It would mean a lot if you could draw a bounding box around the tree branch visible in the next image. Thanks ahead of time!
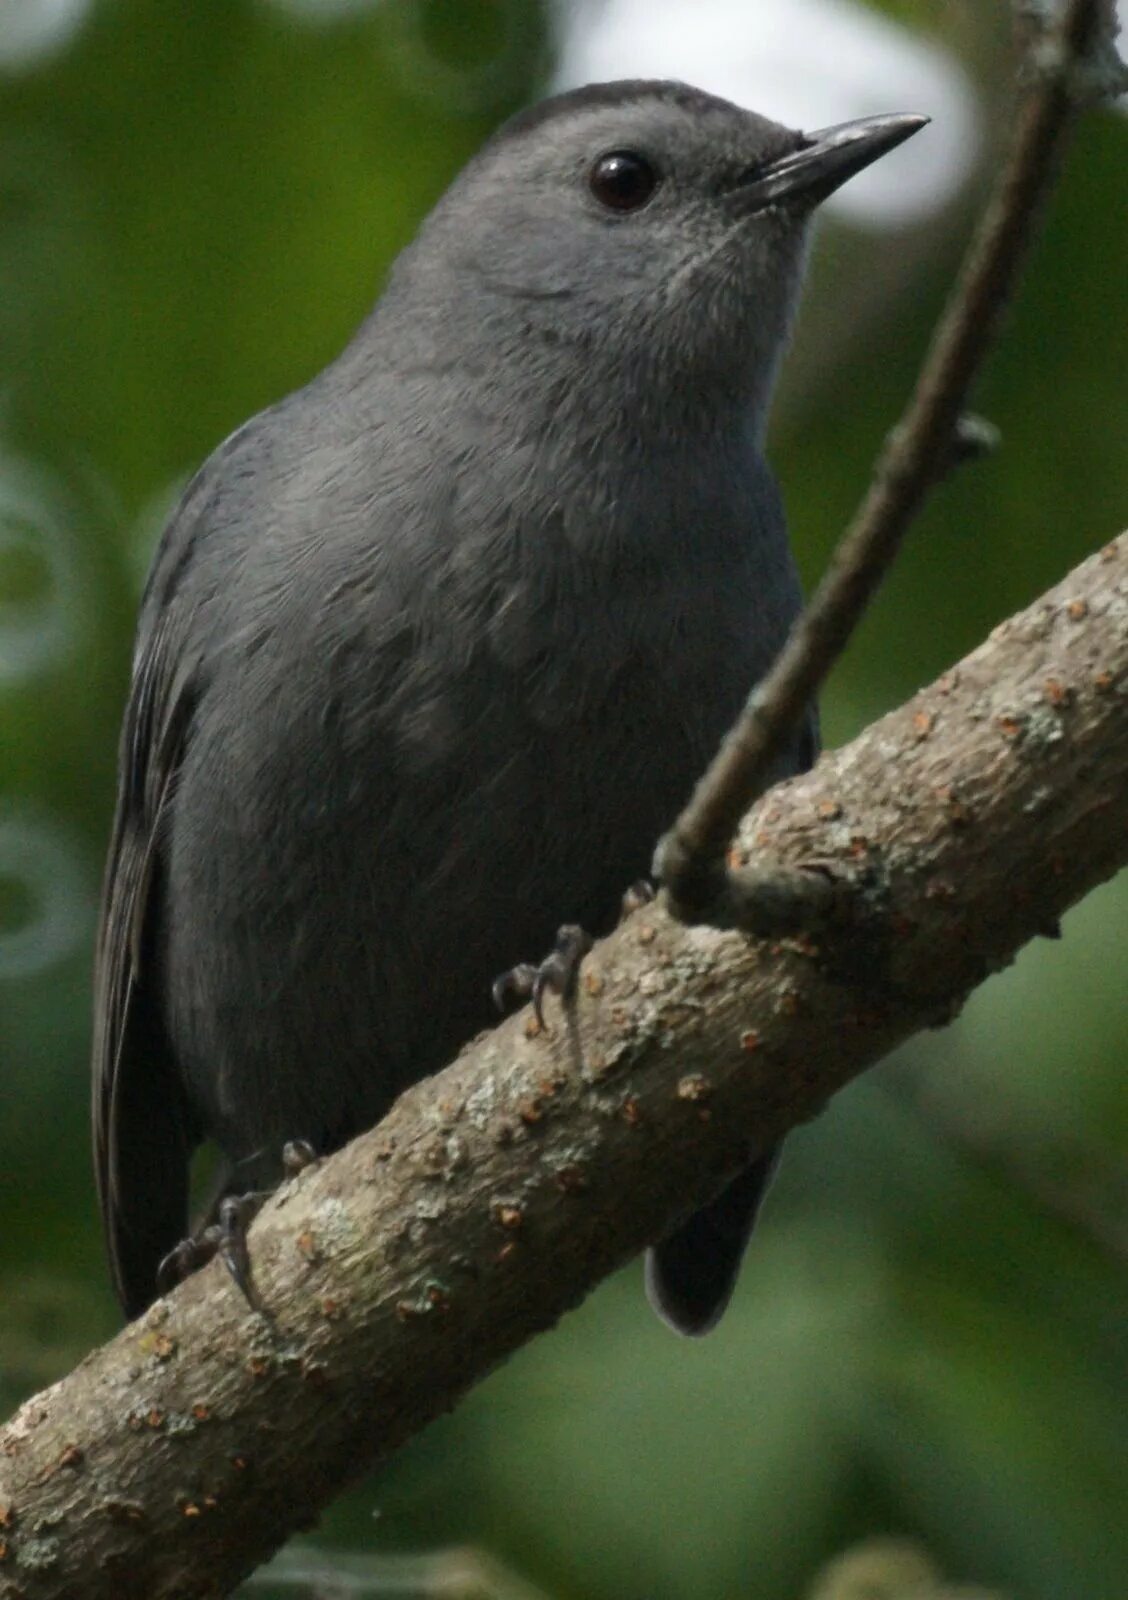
[657,0,1121,923]
[0,533,1125,1600]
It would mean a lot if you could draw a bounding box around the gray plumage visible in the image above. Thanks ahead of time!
[92,81,923,1330]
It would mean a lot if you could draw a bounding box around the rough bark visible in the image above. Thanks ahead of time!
[0,534,1125,1599]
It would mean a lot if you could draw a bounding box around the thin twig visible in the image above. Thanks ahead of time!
[657,0,1120,924]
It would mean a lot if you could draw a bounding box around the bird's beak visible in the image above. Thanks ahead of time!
[736,112,929,211]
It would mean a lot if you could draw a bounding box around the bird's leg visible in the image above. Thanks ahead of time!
[492,923,594,1030]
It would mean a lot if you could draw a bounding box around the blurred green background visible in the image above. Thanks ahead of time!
[1,2,1125,1597]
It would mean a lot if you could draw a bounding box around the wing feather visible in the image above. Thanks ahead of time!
[92,519,204,1317]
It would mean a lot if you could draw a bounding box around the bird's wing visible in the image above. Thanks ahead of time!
[92,491,208,1319]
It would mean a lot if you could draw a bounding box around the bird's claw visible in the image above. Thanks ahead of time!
[492,923,593,1030]
[156,1232,219,1296]
[282,1138,318,1176]
[216,1192,265,1311]
[620,878,656,920]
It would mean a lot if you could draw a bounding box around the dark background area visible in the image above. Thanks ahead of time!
[1,3,1125,1596]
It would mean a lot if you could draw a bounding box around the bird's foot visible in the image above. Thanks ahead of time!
[492,923,593,1030]
[155,1139,320,1311]
[156,1190,268,1312]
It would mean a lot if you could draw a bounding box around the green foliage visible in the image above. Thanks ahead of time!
[1,4,1125,1597]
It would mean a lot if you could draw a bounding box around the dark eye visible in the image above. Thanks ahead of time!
[588,150,659,212]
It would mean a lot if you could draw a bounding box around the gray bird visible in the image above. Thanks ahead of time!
[92,81,924,1332]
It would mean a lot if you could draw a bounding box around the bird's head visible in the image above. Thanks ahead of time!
[394,81,926,433]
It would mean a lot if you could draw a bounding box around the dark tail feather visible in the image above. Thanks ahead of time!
[645,1144,782,1336]
[106,1042,192,1320]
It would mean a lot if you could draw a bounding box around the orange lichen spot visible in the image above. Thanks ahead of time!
[518,1098,544,1126]
[912,709,934,739]
[621,1096,642,1125]
[494,1203,524,1231]
[996,714,1023,740]
[0,1540,8,1562]
[1093,670,1114,692]
[182,1501,202,1518]
[426,1285,451,1313]
[936,671,959,695]
[636,922,656,945]
[777,991,800,1018]
[677,1074,711,1103]
[523,1015,543,1039]
[296,1228,319,1262]
[1041,678,1071,707]
[555,1165,588,1194]
[394,1301,418,1323]
[146,1409,165,1430]
[496,1241,519,1264]
[231,1456,249,1471]
[740,1029,761,1052]
[0,1506,12,1530]
[583,968,604,996]
[817,799,842,820]
[373,1138,396,1162]
[246,1356,271,1380]
[1066,598,1088,620]
[152,1333,177,1361]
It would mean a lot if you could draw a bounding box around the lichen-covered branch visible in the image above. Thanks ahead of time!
[0,534,1125,1600]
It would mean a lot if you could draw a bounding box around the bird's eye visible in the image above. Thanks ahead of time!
[588,150,659,212]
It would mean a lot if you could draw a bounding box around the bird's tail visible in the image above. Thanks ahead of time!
[644,1144,782,1336]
